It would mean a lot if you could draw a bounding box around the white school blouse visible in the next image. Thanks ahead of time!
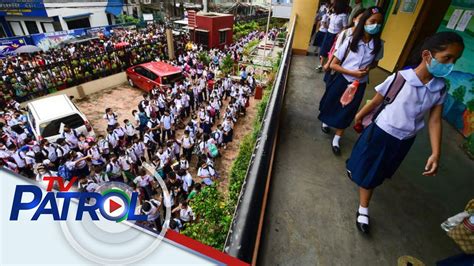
[374,69,446,140]
[334,37,384,83]
[328,13,348,34]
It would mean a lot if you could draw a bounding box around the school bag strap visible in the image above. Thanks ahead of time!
[362,71,406,129]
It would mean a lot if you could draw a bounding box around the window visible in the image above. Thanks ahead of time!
[66,18,91,30]
[41,22,55,33]
[195,31,208,48]
[219,31,226,44]
[0,25,7,38]
[134,66,147,77]
[161,73,183,85]
[9,21,24,36]
[40,114,85,138]
[27,109,37,133]
[24,21,39,34]
[144,69,158,81]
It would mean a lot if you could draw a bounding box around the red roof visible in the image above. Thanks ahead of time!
[140,61,182,76]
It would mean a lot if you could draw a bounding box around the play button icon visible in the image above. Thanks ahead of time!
[109,199,122,213]
[100,193,129,221]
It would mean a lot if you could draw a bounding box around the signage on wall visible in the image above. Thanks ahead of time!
[0,0,47,17]
[0,38,26,57]
[400,0,418,13]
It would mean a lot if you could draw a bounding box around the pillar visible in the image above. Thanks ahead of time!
[166,27,175,60]
[290,0,320,55]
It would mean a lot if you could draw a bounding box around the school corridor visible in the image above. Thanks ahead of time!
[257,55,474,265]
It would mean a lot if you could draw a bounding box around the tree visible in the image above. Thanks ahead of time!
[452,85,466,103]
[220,54,234,75]
[116,14,140,25]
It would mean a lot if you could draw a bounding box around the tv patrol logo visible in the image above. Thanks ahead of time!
[8,162,172,264]
[9,176,147,222]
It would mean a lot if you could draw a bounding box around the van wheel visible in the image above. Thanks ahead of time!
[128,78,134,87]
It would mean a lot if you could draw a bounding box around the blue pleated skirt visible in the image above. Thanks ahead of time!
[319,32,337,57]
[318,74,367,129]
[314,31,327,47]
[346,123,416,189]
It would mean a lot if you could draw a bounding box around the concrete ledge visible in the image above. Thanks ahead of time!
[22,72,127,106]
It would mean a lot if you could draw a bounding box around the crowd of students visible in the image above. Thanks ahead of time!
[0,25,266,233]
[0,24,188,104]
[313,0,465,234]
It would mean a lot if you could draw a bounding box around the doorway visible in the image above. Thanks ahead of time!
[394,0,452,70]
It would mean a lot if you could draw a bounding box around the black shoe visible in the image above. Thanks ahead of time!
[332,144,341,156]
[321,124,330,134]
[356,211,370,234]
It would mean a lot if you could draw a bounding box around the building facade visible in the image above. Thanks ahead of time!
[0,0,141,38]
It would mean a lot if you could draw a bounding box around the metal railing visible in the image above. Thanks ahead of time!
[224,17,296,264]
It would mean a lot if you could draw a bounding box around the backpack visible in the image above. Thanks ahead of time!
[139,113,149,127]
[138,101,145,113]
[58,164,72,181]
[209,106,216,117]
[208,143,219,158]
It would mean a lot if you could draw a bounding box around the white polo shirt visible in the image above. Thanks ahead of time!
[328,13,348,34]
[335,37,384,83]
[374,69,446,140]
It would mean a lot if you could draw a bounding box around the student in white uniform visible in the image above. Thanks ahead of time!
[318,7,384,155]
[103,108,118,131]
[346,32,465,234]
[318,1,349,70]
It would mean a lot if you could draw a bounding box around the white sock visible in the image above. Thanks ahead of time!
[357,205,369,224]
[332,135,341,147]
[358,205,369,215]
[322,123,329,128]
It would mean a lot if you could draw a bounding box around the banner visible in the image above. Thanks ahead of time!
[31,30,84,51]
[0,0,47,17]
[0,38,27,57]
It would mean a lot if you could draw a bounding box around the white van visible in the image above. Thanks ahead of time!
[26,95,95,142]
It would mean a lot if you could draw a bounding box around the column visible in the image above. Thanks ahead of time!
[290,0,320,55]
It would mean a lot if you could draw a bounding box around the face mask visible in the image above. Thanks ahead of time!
[364,24,381,35]
[354,21,358,27]
[426,53,454,77]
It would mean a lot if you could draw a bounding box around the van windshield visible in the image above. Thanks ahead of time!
[161,73,183,85]
[40,114,84,138]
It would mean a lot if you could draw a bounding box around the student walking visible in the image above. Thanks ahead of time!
[346,32,464,234]
[317,0,349,71]
[318,7,385,155]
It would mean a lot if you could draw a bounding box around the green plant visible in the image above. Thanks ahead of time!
[181,184,231,250]
[243,39,260,57]
[220,54,234,75]
[116,14,140,25]
[198,51,211,66]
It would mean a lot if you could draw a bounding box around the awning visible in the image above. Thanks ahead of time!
[62,13,92,21]
[105,0,124,16]
[218,28,232,31]
[195,28,209,32]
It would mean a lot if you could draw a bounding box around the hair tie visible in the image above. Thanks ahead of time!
[371,8,380,14]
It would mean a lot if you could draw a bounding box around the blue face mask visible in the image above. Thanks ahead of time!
[426,53,454,77]
[364,23,381,35]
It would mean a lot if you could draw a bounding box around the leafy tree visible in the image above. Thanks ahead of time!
[452,85,466,103]
[220,54,234,75]
[197,51,210,66]
[116,14,140,25]
[466,99,474,112]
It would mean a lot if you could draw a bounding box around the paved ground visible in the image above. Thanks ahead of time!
[258,55,474,265]
[74,84,259,193]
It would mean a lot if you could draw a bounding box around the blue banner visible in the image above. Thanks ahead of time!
[0,38,26,57]
[0,0,47,17]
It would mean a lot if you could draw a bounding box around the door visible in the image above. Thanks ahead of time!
[142,68,159,92]
[396,0,452,70]
[132,66,147,89]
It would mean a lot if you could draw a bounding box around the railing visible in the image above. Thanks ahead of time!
[224,17,296,264]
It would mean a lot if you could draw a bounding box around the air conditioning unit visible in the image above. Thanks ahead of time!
[142,0,151,5]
